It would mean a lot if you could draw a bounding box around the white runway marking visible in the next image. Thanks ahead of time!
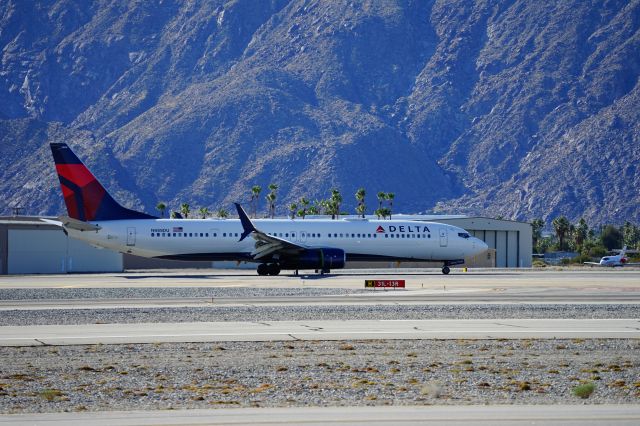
[0,319,638,346]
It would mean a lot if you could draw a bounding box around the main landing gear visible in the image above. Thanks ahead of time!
[441,266,450,275]
[257,263,281,276]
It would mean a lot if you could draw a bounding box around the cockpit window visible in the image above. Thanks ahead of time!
[458,232,470,239]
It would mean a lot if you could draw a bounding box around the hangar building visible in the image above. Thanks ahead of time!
[0,217,122,275]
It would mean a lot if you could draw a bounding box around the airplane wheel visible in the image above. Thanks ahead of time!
[442,266,450,275]
[268,263,281,276]
[257,264,269,276]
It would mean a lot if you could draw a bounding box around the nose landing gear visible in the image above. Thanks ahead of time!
[441,259,464,274]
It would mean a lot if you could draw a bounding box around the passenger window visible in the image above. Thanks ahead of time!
[206,233,209,237]
[151,233,154,237]
[340,233,343,237]
[223,233,226,237]
[384,234,388,238]
[285,233,289,237]
[235,233,238,237]
[292,233,296,237]
[428,234,431,238]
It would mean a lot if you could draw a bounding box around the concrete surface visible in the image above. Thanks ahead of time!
[0,318,638,346]
[2,405,640,425]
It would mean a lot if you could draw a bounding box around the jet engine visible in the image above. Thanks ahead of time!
[281,248,346,271]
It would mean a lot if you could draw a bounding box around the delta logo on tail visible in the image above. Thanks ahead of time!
[50,143,154,221]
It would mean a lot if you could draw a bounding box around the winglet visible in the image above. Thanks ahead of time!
[235,203,257,242]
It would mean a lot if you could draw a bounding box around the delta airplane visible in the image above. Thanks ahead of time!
[584,246,640,267]
[46,143,488,275]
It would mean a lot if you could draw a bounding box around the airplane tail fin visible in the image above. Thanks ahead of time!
[621,245,627,257]
[50,143,156,221]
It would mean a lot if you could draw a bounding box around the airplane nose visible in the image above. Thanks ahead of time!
[473,238,489,254]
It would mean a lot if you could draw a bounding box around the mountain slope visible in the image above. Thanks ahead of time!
[1,0,638,224]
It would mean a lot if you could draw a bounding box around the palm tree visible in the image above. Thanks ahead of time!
[575,218,588,248]
[531,218,544,251]
[180,203,190,219]
[156,202,166,218]
[330,189,342,220]
[377,191,386,211]
[288,203,297,219]
[355,188,366,218]
[308,202,320,215]
[386,192,395,219]
[216,208,229,218]
[198,207,209,219]
[298,197,309,219]
[250,185,261,218]
[266,183,278,218]
[552,216,571,251]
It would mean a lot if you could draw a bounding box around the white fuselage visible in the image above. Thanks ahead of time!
[67,217,488,264]
[598,255,627,267]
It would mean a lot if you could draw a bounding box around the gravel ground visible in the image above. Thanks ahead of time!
[0,287,359,300]
[0,339,639,413]
[0,304,638,326]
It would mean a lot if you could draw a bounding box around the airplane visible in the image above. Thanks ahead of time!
[583,246,640,267]
[46,143,488,275]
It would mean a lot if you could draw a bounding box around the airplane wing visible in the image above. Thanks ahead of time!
[235,203,306,260]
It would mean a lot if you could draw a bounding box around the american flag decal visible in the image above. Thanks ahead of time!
[173,227,183,232]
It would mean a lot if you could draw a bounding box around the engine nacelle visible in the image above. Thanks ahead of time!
[281,248,346,270]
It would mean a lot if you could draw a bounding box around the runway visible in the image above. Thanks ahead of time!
[1,318,638,346]
[3,405,640,425]
[1,269,640,310]
[1,268,640,289]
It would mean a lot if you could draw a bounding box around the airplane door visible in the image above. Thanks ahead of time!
[126,227,136,246]
[439,227,448,247]
[299,231,308,244]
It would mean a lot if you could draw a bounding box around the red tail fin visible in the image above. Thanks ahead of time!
[50,143,155,221]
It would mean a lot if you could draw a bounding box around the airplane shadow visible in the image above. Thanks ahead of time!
[118,271,520,280]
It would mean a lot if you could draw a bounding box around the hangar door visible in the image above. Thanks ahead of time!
[8,229,67,274]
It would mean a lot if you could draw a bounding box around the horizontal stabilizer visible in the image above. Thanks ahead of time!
[45,216,102,232]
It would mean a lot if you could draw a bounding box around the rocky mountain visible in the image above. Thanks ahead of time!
[1,0,639,225]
